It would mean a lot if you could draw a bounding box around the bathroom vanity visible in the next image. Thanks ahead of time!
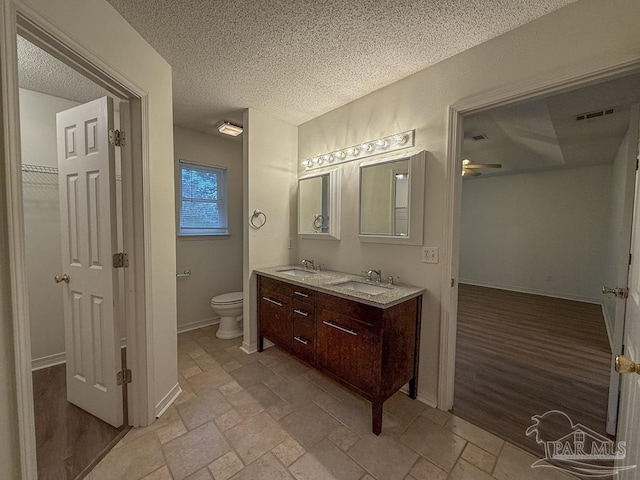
[255,266,424,435]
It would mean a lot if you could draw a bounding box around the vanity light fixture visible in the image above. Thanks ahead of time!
[302,130,415,171]
[218,121,243,137]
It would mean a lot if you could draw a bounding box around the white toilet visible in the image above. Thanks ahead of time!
[211,291,243,339]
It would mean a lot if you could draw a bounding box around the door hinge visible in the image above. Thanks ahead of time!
[451,278,455,287]
[113,253,129,268]
[630,253,633,266]
[117,368,132,385]
[109,129,125,147]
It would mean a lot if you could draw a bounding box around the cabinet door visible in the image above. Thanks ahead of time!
[260,288,292,350]
[317,309,375,392]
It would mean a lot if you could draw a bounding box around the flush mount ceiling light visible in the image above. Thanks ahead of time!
[218,121,243,136]
[302,130,414,171]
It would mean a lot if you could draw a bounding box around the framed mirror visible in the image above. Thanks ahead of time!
[359,150,425,245]
[298,169,341,240]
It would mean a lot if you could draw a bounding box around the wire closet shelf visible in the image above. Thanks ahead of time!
[21,164,122,185]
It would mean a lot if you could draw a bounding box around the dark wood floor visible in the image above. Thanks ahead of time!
[33,364,126,479]
[453,284,613,457]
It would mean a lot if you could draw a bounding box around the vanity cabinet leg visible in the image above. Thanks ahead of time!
[409,377,418,399]
[258,335,264,352]
[372,400,383,435]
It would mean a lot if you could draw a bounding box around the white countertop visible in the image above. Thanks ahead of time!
[255,265,425,308]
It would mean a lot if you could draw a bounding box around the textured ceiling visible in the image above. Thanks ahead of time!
[102,0,577,134]
[463,73,640,177]
[17,36,110,103]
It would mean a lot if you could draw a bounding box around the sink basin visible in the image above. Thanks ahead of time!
[334,281,389,295]
[277,268,316,276]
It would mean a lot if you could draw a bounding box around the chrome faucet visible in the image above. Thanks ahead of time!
[301,259,315,270]
[363,269,382,283]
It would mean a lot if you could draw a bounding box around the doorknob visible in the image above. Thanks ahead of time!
[615,355,640,375]
[602,286,629,299]
[54,273,70,284]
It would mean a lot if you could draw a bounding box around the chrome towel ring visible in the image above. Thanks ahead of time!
[313,214,325,231]
[250,209,267,229]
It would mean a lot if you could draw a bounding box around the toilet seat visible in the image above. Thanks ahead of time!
[211,291,243,305]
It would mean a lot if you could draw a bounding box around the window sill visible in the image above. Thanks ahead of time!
[178,233,230,241]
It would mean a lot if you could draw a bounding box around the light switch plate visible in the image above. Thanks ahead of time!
[422,247,439,264]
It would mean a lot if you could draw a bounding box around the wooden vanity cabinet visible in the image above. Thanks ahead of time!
[259,277,292,351]
[257,274,422,435]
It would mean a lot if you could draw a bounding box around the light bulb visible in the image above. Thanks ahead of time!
[361,143,372,153]
[394,134,407,144]
[328,154,335,163]
[336,151,346,160]
[376,139,388,148]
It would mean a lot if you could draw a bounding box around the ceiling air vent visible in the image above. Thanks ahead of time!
[575,108,615,122]
[471,134,488,141]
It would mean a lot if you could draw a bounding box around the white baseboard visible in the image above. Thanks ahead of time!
[240,340,259,354]
[177,317,219,334]
[602,304,614,351]
[400,385,438,409]
[459,279,601,305]
[155,383,182,418]
[31,352,66,371]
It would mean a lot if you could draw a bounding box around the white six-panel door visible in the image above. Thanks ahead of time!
[616,143,640,478]
[56,96,123,428]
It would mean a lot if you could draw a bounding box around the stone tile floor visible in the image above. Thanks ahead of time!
[88,325,573,480]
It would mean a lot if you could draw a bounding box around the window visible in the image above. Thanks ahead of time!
[179,160,228,235]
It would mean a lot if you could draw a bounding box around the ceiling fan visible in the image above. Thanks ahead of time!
[461,159,502,176]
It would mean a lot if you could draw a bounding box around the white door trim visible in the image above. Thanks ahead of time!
[1,0,155,476]
[439,50,640,411]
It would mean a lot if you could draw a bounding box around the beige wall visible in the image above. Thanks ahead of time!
[1,0,177,473]
[243,108,297,352]
[297,0,640,404]
[460,165,612,303]
[174,127,243,330]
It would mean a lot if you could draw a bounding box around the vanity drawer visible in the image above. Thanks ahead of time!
[261,276,292,296]
[292,286,315,304]
[292,320,315,365]
[292,299,314,319]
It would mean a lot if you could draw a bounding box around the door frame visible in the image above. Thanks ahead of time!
[439,51,640,411]
[1,1,154,476]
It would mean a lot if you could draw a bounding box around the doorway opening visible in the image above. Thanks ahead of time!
[3,7,156,474]
[453,72,640,455]
[17,34,131,478]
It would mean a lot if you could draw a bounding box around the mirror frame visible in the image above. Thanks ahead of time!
[358,150,425,245]
[297,168,341,240]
